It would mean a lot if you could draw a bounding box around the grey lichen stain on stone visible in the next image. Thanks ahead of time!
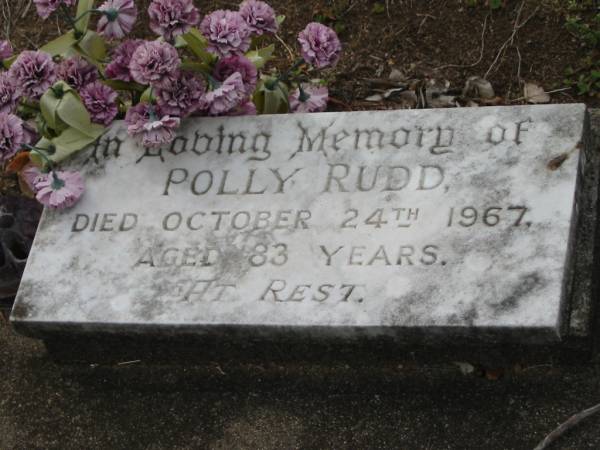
[490,272,542,317]
[381,285,440,327]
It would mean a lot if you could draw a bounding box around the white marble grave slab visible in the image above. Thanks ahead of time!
[11,104,587,341]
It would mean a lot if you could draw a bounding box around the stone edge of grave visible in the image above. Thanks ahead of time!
[6,107,600,362]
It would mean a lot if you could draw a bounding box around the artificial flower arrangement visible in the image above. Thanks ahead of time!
[0,0,342,209]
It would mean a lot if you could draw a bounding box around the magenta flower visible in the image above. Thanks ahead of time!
[130,40,181,89]
[57,57,99,90]
[125,103,180,148]
[33,0,75,20]
[213,54,258,96]
[203,72,246,115]
[0,40,13,60]
[97,0,138,39]
[9,51,57,99]
[228,101,257,116]
[289,84,329,113]
[35,170,85,209]
[148,0,200,42]
[105,39,143,82]
[297,22,341,69]
[0,73,18,114]
[0,113,27,162]
[155,71,206,117]
[200,10,252,57]
[80,81,119,126]
[239,0,278,35]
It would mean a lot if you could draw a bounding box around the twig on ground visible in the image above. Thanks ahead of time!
[510,87,572,103]
[116,360,141,366]
[328,96,353,110]
[417,14,436,34]
[534,403,600,450]
[484,1,540,79]
[436,13,488,70]
[274,33,295,62]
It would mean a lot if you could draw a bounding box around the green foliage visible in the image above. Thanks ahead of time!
[563,8,600,96]
[246,44,275,70]
[372,3,386,14]
[253,78,289,114]
[38,81,104,165]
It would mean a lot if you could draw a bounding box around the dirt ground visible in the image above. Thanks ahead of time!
[3,0,599,109]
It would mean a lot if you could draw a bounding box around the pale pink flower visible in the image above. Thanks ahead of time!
[125,103,180,148]
[289,84,328,113]
[35,170,85,209]
[130,40,181,89]
[9,50,57,99]
[148,0,200,41]
[200,10,251,57]
[97,0,138,39]
[239,0,278,35]
[0,40,13,60]
[0,113,27,162]
[34,0,76,20]
[298,22,342,69]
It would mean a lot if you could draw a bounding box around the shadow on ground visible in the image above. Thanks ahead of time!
[1,323,600,450]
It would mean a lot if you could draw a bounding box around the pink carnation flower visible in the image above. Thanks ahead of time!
[125,103,180,148]
[200,10,252,57]
[213,54,258,96]
[203,72,246,116]
[239,0,278,35]
[0,113,27,162]
[105,39,143,82]
[35,170,85,209]
[34,0,75,20]
[130,40,181,89]
[0,40,13,60]
[58,56,99,90]
[97,0,138,39]
[289,84,329,113]
[155,71,206,117]
[148,0,200,42]
[298,22,342,69]
[80,81,119,126]
[0,73,19,114]
[9,50,57,99]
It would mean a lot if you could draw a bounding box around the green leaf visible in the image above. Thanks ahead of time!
[57,92,97,136]
[180,60,211,74]
[255,79,289,114]
[276,15,286,25]
[102,79,146,92]
[140,87,154,103]
[75,0,95,32]
[30,138,54,169]
[41,31,77,57]
[246,44,275,70]
[75,30,106,63]
[371,3,385,14]
[182,28,215,64]
[51,127,103,162]
[40,89,62,130]
[2,55,16,69]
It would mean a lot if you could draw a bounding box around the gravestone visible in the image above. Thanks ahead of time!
[9,104,598,349]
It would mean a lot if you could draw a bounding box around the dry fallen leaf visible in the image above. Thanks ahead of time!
[463,76,495,99]
[524,82,550,104]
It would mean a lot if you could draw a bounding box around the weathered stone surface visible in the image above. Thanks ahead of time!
[10,105,588,342]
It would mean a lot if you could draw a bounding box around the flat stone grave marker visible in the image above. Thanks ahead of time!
[10,104,590,343]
